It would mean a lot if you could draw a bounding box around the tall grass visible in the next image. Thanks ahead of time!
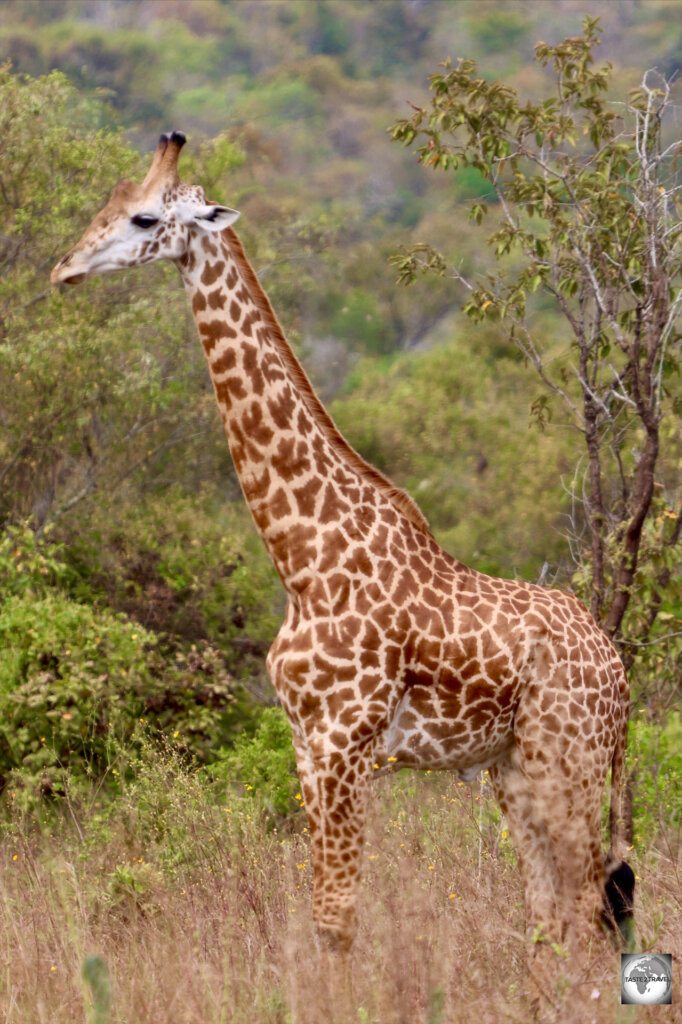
[0,756,679,1024]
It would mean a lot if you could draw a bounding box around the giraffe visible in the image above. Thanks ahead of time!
[52,131,633,984]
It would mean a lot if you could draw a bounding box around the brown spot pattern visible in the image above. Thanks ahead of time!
[53,144,631,981]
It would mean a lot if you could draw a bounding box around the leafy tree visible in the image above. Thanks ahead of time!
[332,329,575,579]
[390,18,682,682]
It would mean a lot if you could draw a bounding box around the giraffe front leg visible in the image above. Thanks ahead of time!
[297,743,372,950]
[292,734,373,1010]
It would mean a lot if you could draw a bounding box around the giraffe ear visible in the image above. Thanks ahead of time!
[193,204,240,231]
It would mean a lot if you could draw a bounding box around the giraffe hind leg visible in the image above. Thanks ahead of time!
[488,756,560,942]
[490,724,610,940]
[489,747,609,1016]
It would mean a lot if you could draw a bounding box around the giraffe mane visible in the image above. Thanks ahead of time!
[222,226,431,536]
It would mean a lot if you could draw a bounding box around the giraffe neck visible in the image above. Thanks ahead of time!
[177,227,428,595]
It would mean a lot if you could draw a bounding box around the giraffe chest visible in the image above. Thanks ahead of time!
[269,544,526,767]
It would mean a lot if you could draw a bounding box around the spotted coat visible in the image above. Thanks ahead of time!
[52,131,631,970]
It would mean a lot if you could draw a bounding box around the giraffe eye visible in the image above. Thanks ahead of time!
[131,214,159,229]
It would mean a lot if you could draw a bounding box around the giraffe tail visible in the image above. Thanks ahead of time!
[603,675,635,945]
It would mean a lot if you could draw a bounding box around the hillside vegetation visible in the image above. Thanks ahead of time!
[0,2,680,1021]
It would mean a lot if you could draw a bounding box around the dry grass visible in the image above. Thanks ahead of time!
[0,770,679,1024]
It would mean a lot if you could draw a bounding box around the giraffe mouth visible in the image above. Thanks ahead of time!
[50,263,89,286]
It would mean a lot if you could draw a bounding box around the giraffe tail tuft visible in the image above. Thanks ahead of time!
[602,675,635,944]
[603,860,636,946]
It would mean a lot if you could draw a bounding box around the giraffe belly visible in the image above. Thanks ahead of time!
[381,681,516,773]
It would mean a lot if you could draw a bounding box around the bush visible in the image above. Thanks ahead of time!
[232,75,322,125]
[60,491,282,683]
[0,526,234,801]
[327,287,396,355]
[0,587,154,791]
[208,707,301,822]
[629,712,682,850]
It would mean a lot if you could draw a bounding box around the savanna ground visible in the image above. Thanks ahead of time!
[1,752,679,1024]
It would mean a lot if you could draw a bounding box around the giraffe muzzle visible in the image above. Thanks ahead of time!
[51,252,89,286]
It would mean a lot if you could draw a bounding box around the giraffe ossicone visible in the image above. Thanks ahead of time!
[52,131,633,976]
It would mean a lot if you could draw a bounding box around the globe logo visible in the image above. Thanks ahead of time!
[621,954,672,1005]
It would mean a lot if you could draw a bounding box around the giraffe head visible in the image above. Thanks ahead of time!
[51,131,240,286]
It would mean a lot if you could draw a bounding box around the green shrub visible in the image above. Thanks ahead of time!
[61,492,282,683]
[326,287,396,355]
[232,75,321,124]
[0,523,70,597]
[629,712,682,850]
[208,707,301,822]
[0,526,235,801]
[464,10,529,55]
[0,590,237,798]
[0,587,151,798]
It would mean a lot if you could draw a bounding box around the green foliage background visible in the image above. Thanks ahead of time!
[0,0,679,846]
